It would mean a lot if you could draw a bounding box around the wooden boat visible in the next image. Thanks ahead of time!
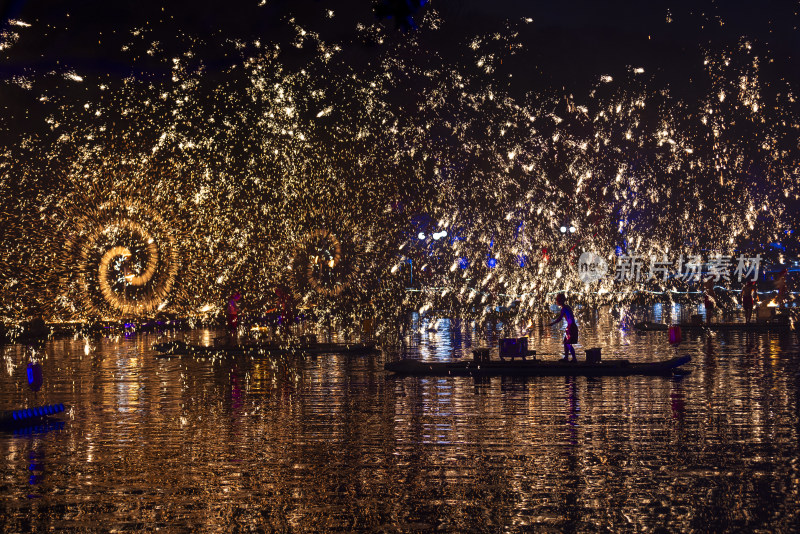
[1,403,66,431]
[385,355,691,377]
[153,339,379,358]
[635,321,793,332]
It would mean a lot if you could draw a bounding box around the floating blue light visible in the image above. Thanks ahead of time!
[27,362,43,392]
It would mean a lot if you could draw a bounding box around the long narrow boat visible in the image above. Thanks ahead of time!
[635,321,793,332]
[385,355,691,377]
[1,403,67,431]
[153,339,379,358]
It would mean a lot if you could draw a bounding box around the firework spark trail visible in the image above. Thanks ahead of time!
[398,22,798,318]
[0,10,797,326]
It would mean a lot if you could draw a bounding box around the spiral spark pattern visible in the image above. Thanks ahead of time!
[60,203,179,318]
[291,229,350,298]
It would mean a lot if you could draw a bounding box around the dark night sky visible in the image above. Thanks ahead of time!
[2,1,799,87]
[1,1,800,145]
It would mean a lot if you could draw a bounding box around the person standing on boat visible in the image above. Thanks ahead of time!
[550,293,578,362]
[226,292,242,345]
[741,279,758,323]
[775,268,789,308]
[703,276,717,324]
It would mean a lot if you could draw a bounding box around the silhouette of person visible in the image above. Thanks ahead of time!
[550,293,578,362]
[741,279,758,323]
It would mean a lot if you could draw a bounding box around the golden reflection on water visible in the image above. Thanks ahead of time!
[0,310,799,531]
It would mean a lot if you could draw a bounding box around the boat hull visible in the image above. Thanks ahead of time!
[635,321,792,332]
[385,355,691,377]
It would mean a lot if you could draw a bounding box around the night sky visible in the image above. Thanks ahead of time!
[1,1,799,148]
[3,1,800,99]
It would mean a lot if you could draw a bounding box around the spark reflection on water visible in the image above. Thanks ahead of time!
[0,308,798,531]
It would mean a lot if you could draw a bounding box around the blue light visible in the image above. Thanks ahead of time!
[518,255,527,267]
[459,258,469,269]
[27,362,43,392]
[487,258,497,268]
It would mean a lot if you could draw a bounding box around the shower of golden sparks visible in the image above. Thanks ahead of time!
[0,10,797,326]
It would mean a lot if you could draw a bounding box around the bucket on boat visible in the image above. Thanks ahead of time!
[499,337,528,359]
[585,347,602,364]
[668,325,682,344]
[757,307,776,321]
[472,348,491,362]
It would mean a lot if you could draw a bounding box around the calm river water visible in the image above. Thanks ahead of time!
[1,307,799,532]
